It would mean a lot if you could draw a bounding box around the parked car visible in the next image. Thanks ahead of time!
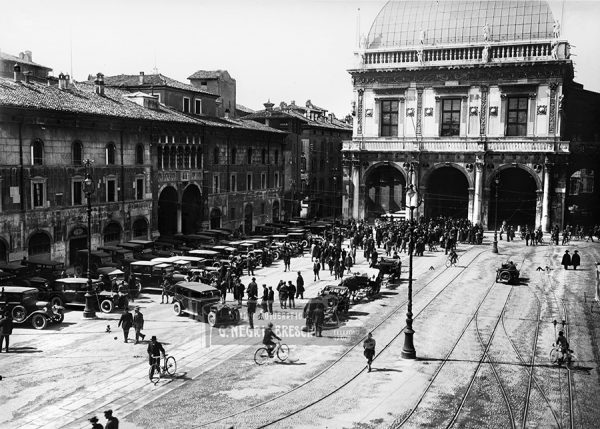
[319,285,351,314]
[74,250,118,276]
[0,262,67,306]
[496,262,520,284]
[53,277,129,313]
[339,274,381,302]
[130,261,174,293]
[171,281,239,326]
[0,286,64,329]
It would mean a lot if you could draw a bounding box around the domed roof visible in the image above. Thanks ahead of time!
[366,0,556,49]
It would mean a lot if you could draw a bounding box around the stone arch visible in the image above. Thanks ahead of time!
[158,185,178,235]
[424,165,471,218]
[422,162,474,189]
[363,163,408,220]
[132,217,149,239]
[485,163,542,190]
[182,184,202,234]
[362,161,408,184]
[27,230,52,258]
[488,166,539,228]
[103,221,122,244]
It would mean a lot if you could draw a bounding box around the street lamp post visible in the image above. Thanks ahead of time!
[492,175,500,254]
[82,159,96,319]
[402,173,420,359]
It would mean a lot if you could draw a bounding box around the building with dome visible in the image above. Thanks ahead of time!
[343,0,600,230]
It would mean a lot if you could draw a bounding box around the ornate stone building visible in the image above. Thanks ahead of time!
[343,0,599,230]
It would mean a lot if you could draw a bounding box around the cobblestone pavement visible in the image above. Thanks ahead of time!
[2,236,600,429]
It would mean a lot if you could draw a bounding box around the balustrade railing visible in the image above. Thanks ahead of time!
[343,139,569,153]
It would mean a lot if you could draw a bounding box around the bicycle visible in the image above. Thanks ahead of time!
[254,341,289,365]
[149,354,177,383]
[549,344,574,367]
[445,253,460,268]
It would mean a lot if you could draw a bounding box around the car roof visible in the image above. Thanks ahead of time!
[176,256,205,262]
[55,277,102,283]
[189,249,219,256]
[130,261,161,266]
[0,286,38,293]
[174,281,217,293]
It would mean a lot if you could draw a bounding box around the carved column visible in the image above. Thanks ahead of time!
[352,160,361,220]
[542,162,552,232]
[342,159,351,220]
[549,82,558,135]
[416,89,423,137]
[479,86,488,137]
[473,159,484,225]
[357,89,364,136]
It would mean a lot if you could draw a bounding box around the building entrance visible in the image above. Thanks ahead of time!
[365,165,406,220]
[489,168,537,229]
[426,167,469,219]
[158,186,178,235]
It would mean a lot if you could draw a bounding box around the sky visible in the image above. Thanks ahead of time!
[1,0,600,118]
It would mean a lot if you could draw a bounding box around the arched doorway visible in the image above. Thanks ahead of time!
[182,184,202,234]
[426,167,469,219]
[158,186,178,235]
[566,168,597,226]
[210,208,222,229]
[103,222,122,244]
[244,204,253,234]
[28,231,51,258]
[132,218,149,239]
[364,165,406,220]
[68,226,88,266]
[0,239,8,262]
[489,167,537,229]
[272,201,280,222]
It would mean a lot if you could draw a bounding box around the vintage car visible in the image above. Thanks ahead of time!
[25,257,65,280]
[319,285,351,315]
[129,261,174,293]
[171,281,239,326]
[0,271,16,286]
[188,249,220,264]
[496,261,520,284]
[53,277,130,313]
[286,232,310,250]
[0,286,64,329]
[302,295,342,331]
[74,250,118,276]
[377,257,402,282]
[339,274,381,303]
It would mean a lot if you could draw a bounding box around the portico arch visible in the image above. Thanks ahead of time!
[363,163,407,220]
[158,186,178,235]
[488,166,539,229]
[424,165,470,219]
[27,230,51,258]
[181,184,202,234]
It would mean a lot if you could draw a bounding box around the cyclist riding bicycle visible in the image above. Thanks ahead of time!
[556,330,571,361]
[262,322,281,358]
[147,335,166,380]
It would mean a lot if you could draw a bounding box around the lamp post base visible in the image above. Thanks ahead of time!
[401,327,416,359]
[83,292,96,319]
[492,240,498,253]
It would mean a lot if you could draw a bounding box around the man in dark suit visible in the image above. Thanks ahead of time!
[133,307,145,344]
[0,310,14,352]
[147,336,165,381]
[117,308,133,343]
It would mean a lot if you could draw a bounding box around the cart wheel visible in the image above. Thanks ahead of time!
[549,346,560,364]
[32,313,48,330]
[254,347,270,365]
[207,311,217,327]
[51,296,64,307]
[100,299,114,313]
[173,301,183,316]
[12,305,26,322]
[277,344,289,361]
[165,356,177,375]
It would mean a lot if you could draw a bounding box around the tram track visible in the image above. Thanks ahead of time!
[196,246,491,428]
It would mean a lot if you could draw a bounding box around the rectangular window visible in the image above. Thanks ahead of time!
[183,97,191,113]
[247,173,253,190]
[230,174,237,192]
[261,173,267,189]
[229,207,235,220]
[506,96,528,136]
[213,175,220,193]
[72,180,83,205]
[440,98,461,136]
[195,99,202,115]
[274,172,280,188]
[106,179,116,202]
[380,100,399,137]
[32,181,45,208]
[136,178,144,200]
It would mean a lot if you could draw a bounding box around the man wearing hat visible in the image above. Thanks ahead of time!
[104,410,119,429]
[572,250,581,270]
[561,250,571,270]
[133,307,145,344]
[117,307,133,343]
[147,336,166,381]
[88,416,103,429]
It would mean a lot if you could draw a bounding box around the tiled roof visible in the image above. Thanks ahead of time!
[102,73,218,97]
[0,52,52,70]
[243,108,352,132]
[236,103,255,114]
[187,70,226,80]
[0,77,201,124]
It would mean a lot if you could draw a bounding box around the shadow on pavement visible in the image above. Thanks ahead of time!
[3,346,42,354]
[371,367,402,373]
[45,321,78,331]
[274,360,306,365]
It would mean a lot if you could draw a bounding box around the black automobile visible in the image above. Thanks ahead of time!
[74,250,118,276]
[171,281,239,326]
[0,262,65,306]
[53,277,129,313]
[0,286,64,329]
[339,274,381,302]
[25,257,65,280]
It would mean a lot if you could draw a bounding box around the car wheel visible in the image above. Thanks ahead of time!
[32,313,48,330]
[273,251,280,260]
[12,305,26,323]
[207,311,217,327]
[300,239,309,249]
[173,301,183,316]
[51,296,64,307]
[100,299,114,313]
[233,309,240,322]
[500,271,511,282]
[55,310,65,323]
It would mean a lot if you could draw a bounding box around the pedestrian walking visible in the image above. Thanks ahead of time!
[283,251,291,272]
[0,310,14,353]
[572,250,581,270]
[296,272,305,299]
[313,260,321,281]
[117,307,133,343]
[247,288,257,329]
[88,416,103,429]
[259,284,268,319]
[133,307,146,344]
[363,332,376,372]
[278,282,289,309]
[160,276,170,304]
[247,253,256,276]
[287,281,296,309]
[104,410,119,429]
[312,305,324,337]
[236,280,245,306]
[267,286,275,314]
[561,250,571,270]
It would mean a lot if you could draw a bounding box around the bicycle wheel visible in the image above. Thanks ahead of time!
[445,258,452,268]
[454,255,460,267]
[277,344,289,362]
[549,347,560,364]
[165,356,177,376]
[254,347,270,365]
[149,364,161,383]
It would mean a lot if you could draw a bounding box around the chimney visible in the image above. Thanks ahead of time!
[24,50,32,62]
[23,71,32,84]
[139,71,144,85]
[58,73,68,90]
[13,63,21,82]
[95,72,105,96]
[263,99,274,112]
